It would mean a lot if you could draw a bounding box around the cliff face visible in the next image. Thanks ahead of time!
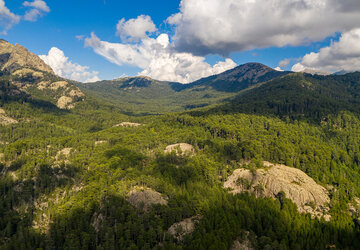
[224,162,331,220]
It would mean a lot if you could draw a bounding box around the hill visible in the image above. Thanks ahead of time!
[194,72,360,122]
[76,63,289,114]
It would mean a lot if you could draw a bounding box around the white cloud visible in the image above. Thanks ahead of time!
[279,59,291,69]
[23,0,50,22]
[292,29,360,73]
[168,0,360,55]
[0,0,20,35]
[39,47,100,83]
[116,15,157,42]
[84,32,236,83]
[23,0,49,12]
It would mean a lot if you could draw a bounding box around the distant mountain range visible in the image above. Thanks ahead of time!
[77,62,291,114]
[2,39,360,121]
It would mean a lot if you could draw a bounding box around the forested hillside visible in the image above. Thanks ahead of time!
[1,40,360,249]
[209,72,360,122]
[76,63,288,115]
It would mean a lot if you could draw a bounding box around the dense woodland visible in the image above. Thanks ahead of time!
[1,68,360,249]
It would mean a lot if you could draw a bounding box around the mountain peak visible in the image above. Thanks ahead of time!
[190,62,289,92]
[0,41,54,74]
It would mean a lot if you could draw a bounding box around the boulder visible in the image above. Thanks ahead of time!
[224,161,330,219]
[164,143,195,156]
[168,216,201,241]
[127,187,168,212]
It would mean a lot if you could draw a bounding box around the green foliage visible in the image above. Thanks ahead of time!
[2,70,360,249]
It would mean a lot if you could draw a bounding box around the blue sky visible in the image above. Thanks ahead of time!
[1,0,360,83]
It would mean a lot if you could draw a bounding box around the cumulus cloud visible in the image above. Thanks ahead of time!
[168,0,360,55]
[23,0,50,21]
[84,32,236,83]
[292,29,360,73]
[39,47,100,83]
[116,15,157,42]
[0,0,20,34]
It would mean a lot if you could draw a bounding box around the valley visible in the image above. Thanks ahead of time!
[0,40,360,250]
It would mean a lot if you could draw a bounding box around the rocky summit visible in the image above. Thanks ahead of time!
[0,40,84,109]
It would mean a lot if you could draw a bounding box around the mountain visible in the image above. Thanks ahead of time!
[0,40,54,74]
[77,63,289,114]
[197,72,360,122]
[0,40,84,109]
[187,62,290,92]
[77,75,236,114]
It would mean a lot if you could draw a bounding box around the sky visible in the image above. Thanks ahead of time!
[1,0,360,83]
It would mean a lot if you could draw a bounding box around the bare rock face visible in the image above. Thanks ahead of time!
[164,143,195,156]
[168,216,201,241]
[49,81,68,90]
[56,96,74,109]
[127,187,168,212]
[224,162,330,219]
[0,41,54,74]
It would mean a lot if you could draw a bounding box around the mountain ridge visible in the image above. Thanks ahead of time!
[0,40,85,110]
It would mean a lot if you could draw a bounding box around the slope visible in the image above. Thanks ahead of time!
[200,72,360,122]
[77,63,290,114]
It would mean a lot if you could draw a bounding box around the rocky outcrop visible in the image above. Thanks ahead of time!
[0,40,54,74]
[0,40,85,110]
[56,96,74,109]
[230,231,254,250]
[168,216,201,241]
[127,187,168,212]
[94,140,107,146]
[54,148,73,166]
[114,122,142,127]
[49,81,68,90]
[164,143,195,156]
[224,162,330,220]
[348,197,360,217]
[0,108,17,125]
